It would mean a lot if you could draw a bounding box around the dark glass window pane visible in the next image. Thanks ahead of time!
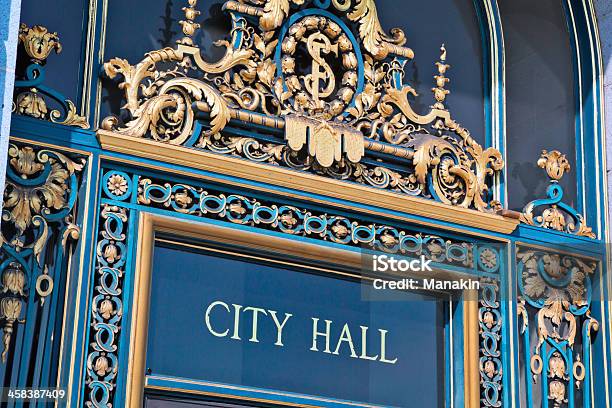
[377,0,485,144]
[18,0,87,104]
[146,242,445,407]
[499,0,577,210]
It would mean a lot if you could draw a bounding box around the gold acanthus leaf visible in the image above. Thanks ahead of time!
[261,0,292,31]
[18,23,62,62]
[347,0,412,60]
[171,78,231,136]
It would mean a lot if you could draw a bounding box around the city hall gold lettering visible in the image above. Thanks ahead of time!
[204,300,398,364]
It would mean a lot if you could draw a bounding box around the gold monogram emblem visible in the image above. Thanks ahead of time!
[303,32,338,109]
[280,15,358,119]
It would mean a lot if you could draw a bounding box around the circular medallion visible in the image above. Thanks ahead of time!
[277,11,362,119]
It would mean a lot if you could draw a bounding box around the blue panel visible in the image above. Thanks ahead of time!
[498,0,578,211]
[146,242,445,407]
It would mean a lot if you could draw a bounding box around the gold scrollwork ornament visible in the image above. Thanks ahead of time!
[520,150,595,238]
[13,23,88,129]
[101,0,503,213]
[18,24,61,62]
[0,144,84,362]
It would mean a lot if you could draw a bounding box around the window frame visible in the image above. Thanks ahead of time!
[126,212,480,407]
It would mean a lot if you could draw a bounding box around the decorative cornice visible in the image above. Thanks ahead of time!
[88,164,506,406]
[133,175,499,274]
[97,129,519,234]
[100,0,503,213]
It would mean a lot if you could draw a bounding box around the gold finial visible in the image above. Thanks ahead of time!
[18,23,62,63]
[537,150,570,181]
[432,44,450,110]
[179,0,201,45]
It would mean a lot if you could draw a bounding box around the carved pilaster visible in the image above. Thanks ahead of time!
[517,247,598,407]
[85,205,129,407]
[0,142,85,365]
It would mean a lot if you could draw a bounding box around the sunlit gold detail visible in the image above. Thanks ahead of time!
[573,356,585,383]
[0,144,84,362]
[285,114,363,167]
[538,149,571,181]
[18,23,61,62]
[1,263,26,297]
[304,32,338,106]
[530,354,543,375]
[518,249,597,357]
[3,145,83,245]
[107,174,128,196]
[516,249,599,400]
[0,297,23,363]
[35,273,54,302]
[0,262,26,363]
[102,47,232,144]
[15,90,48,119]
[345,0,413,59]
[100,0,505,213]
[14,24,88,129]
[279,14,359,118]
[464,292,479,408]
[179,0,201,45]
[520,150,594,238]
[432,44,450,110]
[49,99,89,128]
[549,379,567,407]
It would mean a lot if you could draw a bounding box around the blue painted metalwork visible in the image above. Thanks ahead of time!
[517,248,600,408]
[13,64,74,123]
[0,0,609,407]
[87,163,509,407]
[473,0,506,204]
[0,141,85,408]
[479,280,502,407]
[558,0,606,237]
[84,205,129,407]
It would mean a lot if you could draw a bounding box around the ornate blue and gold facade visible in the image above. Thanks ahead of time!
[0,0,610,407]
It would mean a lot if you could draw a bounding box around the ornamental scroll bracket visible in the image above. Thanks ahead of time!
[12,23,88,129]
[518,150,595,238]
[100,0,504,212]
